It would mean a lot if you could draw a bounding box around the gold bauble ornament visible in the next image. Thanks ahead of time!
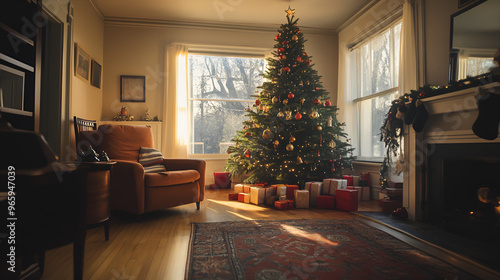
[289,136,296,142]
[286,143,294,151]
[283,99,288,105]
[273,140,280,147]
[292,34,298,41]
[329,140,336,148]
[262,129,272,139]
[272,97,279,104]
[310,111,319,119]
[317,126,322,131]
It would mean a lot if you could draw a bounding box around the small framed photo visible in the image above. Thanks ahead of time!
[75,43,90,82]
[120,75,145,102]
[458,0,479,8]
[90,59,102,88]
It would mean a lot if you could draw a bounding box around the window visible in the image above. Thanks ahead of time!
[188,53,266,155]
[351,20,402,160]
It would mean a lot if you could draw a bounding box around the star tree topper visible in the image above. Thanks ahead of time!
[285,6,295,16]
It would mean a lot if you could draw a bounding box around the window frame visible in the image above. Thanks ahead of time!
[351,19,402,162]
[186,49,269,159]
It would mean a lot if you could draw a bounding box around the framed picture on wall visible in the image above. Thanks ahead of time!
[120,75,145,102]
[75,43,90,82]
[91,59,102,88]
[458,0,480,8]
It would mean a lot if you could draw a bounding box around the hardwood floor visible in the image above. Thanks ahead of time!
[42,189,376,279]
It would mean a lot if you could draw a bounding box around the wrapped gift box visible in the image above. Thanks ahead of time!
[275,200,291,210]
[322,179,347,195]
[305,182,322,206]
[360,172,371,186]
[238,193,250,203]
[336,189,358,211]
[361,186,370,200]
[228,193,238,201]
[214,172,231,189]
[286,200,295,209]
[266,195,280,206]
[286,185,299,200]
[294,190,309,208]
[274,185,287,196]
[234,184,251,193]
[380,198,402,213]
[255,182,268,188]
[342,175,360,186]
[347,186,362,201]
[208,184,218,190]
[317,195,336,209]
[279,195,287,201]
[250,186,276,205]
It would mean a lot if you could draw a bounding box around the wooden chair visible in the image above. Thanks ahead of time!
[73,116,111,241]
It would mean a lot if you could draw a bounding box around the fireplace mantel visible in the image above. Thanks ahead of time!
[403,82,500,220]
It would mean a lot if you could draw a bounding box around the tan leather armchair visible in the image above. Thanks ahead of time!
[77,124,205,215]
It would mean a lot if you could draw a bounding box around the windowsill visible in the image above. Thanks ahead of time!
[353,158,384,164]
[188,154,228,161]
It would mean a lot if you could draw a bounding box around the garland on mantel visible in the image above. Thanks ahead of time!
[378,72,500,188]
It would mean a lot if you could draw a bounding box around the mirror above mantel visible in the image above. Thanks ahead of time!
[449,0,500,82]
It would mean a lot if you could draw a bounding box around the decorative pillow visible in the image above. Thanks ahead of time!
[138,147,167,173]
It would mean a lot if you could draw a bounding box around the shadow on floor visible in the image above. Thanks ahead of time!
[357,211,500,273]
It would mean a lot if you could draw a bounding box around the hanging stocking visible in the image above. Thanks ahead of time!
[472,86,500,140]
[404,98,417,125]
[412,100,429,133]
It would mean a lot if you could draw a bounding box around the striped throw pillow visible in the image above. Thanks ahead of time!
[138,147,167,173]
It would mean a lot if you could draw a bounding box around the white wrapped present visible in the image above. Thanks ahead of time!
[238,192,250,203]
[361,186,371,200]
[274,185,287,196]
[234,184,251,193]
[322,179,347,195]
[305,182,322,206]
[294,190,310,208]
[279,195,287,201]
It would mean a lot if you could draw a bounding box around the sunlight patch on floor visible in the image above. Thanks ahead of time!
[281,224,339,246]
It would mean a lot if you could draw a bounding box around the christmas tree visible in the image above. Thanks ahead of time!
[225,7,354,186]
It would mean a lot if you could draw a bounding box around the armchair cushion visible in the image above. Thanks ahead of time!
[145,170,200,187]
[138,147,167,173]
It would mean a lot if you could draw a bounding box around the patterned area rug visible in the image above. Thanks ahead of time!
[185,219,478,280]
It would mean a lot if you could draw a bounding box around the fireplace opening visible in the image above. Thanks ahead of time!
[426,143,500,242]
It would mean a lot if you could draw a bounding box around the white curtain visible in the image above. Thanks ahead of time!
[163,43,189,158]
[399,0,420,95]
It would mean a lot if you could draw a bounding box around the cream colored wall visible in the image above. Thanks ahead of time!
[424,0,459,85]
[71,0,104,121]
[102,25,338,121]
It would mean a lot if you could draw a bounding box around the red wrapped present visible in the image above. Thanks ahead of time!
[214,172,231,189]
[275,200,290,210]
[336,189,358,211]
[228,193,238,201]
[238,193,250,203]
[255,182,268,188]
[286,200,295,209]
[285,185,299,200]
[360,172,371,186]
[342,175,353,186]
[317,195,336,209]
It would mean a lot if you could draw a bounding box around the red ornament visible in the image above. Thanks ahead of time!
[278,47,285,53]
[325,100,331,106]
[282,40,287,45]
[295,112,302,120]
[419,91,425,98]
[275,34,280,40]
[302,52,307,56]
[255,99,261,106]
[282,67,290,74]
[313,99,320,104]
[245,132,251,136]
[244,149,251,158]
[306,60,311,65]
[296,56,302,62]
[288,93,294,99]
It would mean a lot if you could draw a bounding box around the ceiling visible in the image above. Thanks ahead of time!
[93,0,372,31]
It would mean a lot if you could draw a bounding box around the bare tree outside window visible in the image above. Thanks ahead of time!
[188,54,266,154]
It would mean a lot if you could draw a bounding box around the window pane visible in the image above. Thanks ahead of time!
[371,29,392,93]
[360,44,371,98]
[393,23,401,87]
[189,100,252,154]
[188,54,265,100]
[466,57,495,77]
[358,92,398,158]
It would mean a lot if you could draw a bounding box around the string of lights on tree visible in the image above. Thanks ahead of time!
[225,7,355,186]
[379,72,499,187]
